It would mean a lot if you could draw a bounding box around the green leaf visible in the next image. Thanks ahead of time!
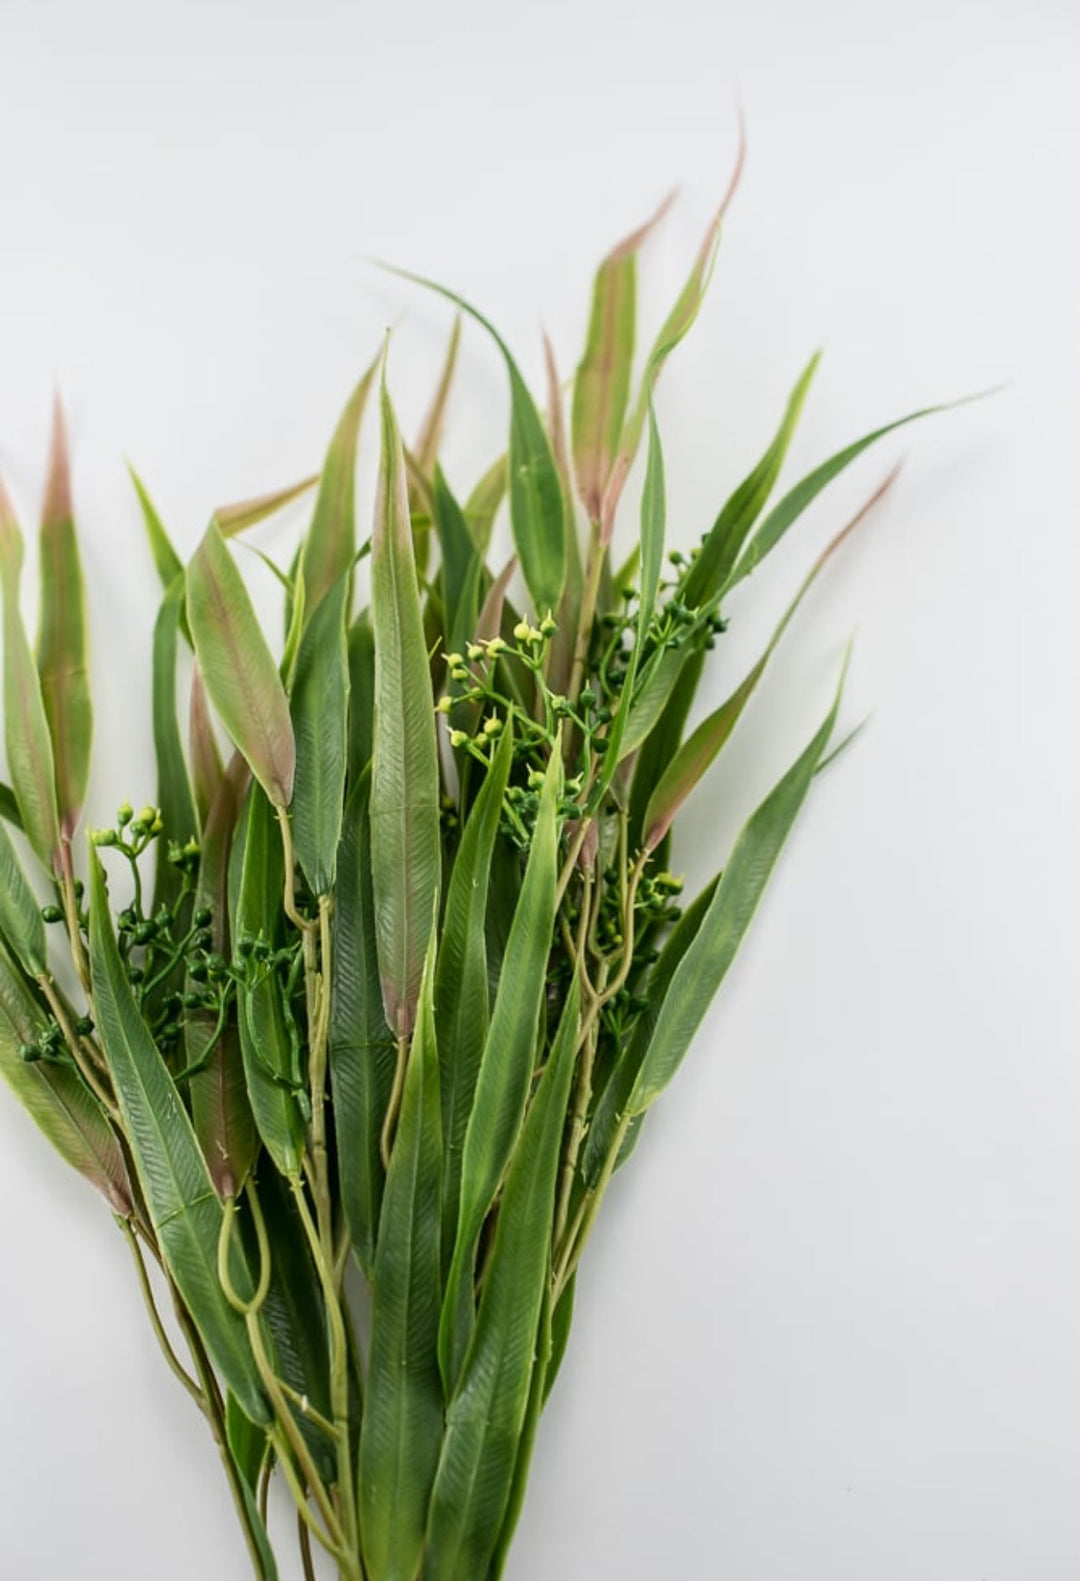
[571,193,672,523]
[387,269,566,616]
[682,352,820,608]
[226,1391,270,1492]
[289,574,350,896]
[0,819,47,976]
[434,722,513,1273]
[231,786,305,1178]
[346,611,376,783]
[299,357,379,615]
[37,398,92,837]
[463,454,507,553]
[0,782,24,831]
[151,579,198,911]
[725,397,974,594]
[627,649,705,851]
[600,147,744,542]
[0,938,131,1212]
[358,928,443,1581]
[215,474,320,539]
[439,748,561,1391]
[596,403,665,784]
[0,479,61,871]
[128,464,185,598]
[414,316,462,482]
[543,1273,575,1404]
[432,465,477,647]
[87,846,268,1422]
[329,770,396,1278]
[370,378,442,1038]
[189,662,224,831]
[425,979,581,1581]
[642,466,898,851]
[582,877,719,1188]
[187,522,295,809]
[189,754,257,1199]
[628,658,848,1117]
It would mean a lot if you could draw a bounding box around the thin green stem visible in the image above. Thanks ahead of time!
[380,1034,409,1167]
[119,1216,206,1413]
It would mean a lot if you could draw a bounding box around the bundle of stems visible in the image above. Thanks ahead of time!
[0,170,958,1578]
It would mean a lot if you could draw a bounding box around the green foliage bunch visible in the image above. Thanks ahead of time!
[0,171,956,1578]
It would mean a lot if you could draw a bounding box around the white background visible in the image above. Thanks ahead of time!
[0,0,1077,1576]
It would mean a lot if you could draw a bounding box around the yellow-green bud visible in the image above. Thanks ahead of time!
[513,620,532,642]
[482,714,502,737]
[436,695,453,715]
[449,729,469,749]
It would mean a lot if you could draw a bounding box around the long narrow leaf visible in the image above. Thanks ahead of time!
[329,771,395,1278]
[370,379,441,1038]
[681,351,820,607]
[571,192,673,522]
[643,467,899,850]
[599,135,745,542]
[299,357,378,614]
[187,523,295,809]
[0,480,60,871]
[231,787,305,1178]
[628,657,848,1116]
[0,938,131,1212]
[439,748,561,1390]
[37,398,92,837]
[189,754,256,1199]
[151,579,198,911]
[358,929,442,1581]
[425,979,581,1580]
[433,723,513,1272]
[289,574,350,896]
[386,269,566,616]
[0,819,47,976]
[87,847,268,1422]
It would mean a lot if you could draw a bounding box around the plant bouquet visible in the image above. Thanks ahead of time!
[0,160,957,1579]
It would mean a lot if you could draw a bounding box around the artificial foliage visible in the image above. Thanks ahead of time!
[0,167,957,1578]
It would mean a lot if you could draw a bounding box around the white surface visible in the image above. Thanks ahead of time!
[0,0,1078,1576]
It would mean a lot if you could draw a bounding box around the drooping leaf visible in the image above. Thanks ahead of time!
[0,937,131,1213]
[370,378,441,1038]
[439,748,561,1391]
[230,786,306,1178]
[0,818,47,977]
[0,479,60,872]
[36,397,92,837]
[681,351,821,608]
[571,192,673,522]
[298,357,378,615]
[433,723,513,1272]
[627,658,848,1117]
[289,574,350,896]
[359,929,442,1581]
[387,270,566,617]
[329,770,395,1278]
[543,335,584,699]
[187,522,295,809]
[189,753,257,1199]
[87,846,268,1423]
[425,979,581,1581]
